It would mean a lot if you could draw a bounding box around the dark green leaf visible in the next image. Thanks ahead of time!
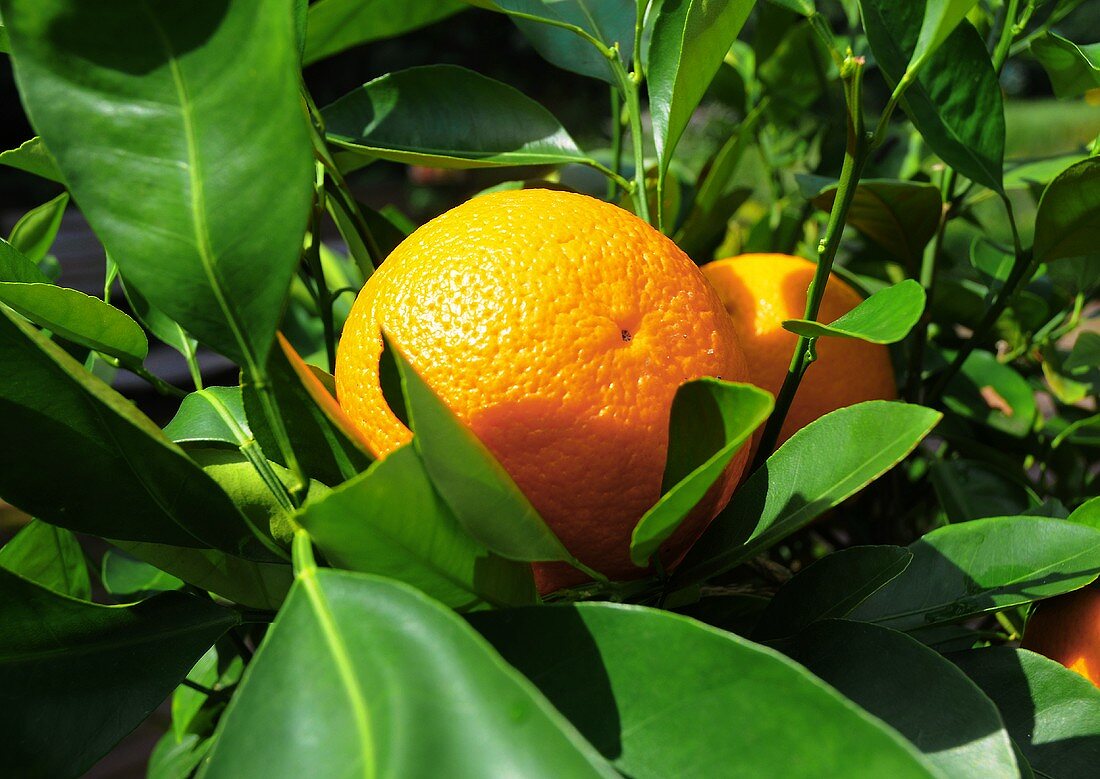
[850,516,1100,630]
[1065,332,1100,373]
[931,459,1039,522]
[0,519,90,599]
[148,733,212,779]
[782,620,1018,778]
[0,568,237,778]
[908,0,980,75]
[674,401,941,585]
[203,571,616,777]
[1034,157,1100,263]
[783,279,925,344]
[630,379,772,566]
[754,546,913,640]
[1031,32,1100,99]
[304,0,464,64]
[473,603,938,778]
[324,65,589,170]
[8,191,67,262]
[2,0,313,368]
[101,548,184,597]
[164,386,251,446]
[766,0,814,15]
[122,276,198,361]
[951,647,1100,778]
[942,349,1038,437]
[0,136,63,182]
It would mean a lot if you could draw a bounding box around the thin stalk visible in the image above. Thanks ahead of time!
[101,356,186,399]
[752,57,868,468]
[182,339,203,391]
[497,8,614,58]
[613,54,652,225]
[608,86,623,201]
[251,371,308,505]
[992,0,1021,70]
[305,163,337,373]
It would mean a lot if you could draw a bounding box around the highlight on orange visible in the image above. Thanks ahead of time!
[1022,584,1100,687]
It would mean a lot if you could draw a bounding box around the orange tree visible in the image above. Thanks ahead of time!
[0,1,1098,777]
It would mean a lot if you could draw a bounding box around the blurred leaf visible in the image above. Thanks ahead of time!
[908,0,980,74]
[1065,331,1100,373]
[850,516,1100,630]
[754,546,913,640]
[675,401,941,586]
[2,0,313,368]
[648,0,755,179]
[297,444,536,610]
[473,603,938,778]
[782,619,1018,778]
[164,386,251,446]
[101,548,184,598]
[7,191,67,262]
[1069,497,1100,529]
[931,459,1040,522]
[766,0,814,15]
[203,571,616,777]
[951,647,1100,778]
[0,519,90,599]
[304,0,464,64]
[1031,32,1100,99]
[324,65,590,169]
[630,380,772,566]
[0,568,237,778]
[0,306,268,557]
[1005,153,1088,191]
[1034,157,1100,263]
[171,644,242,743]
[860,0,1004,192]
[0,136,63,182]
[942,349,1038,438]
[784,279,925,344]
[122,276,198,362]
[148,733,212,779]
[808,179,942,266]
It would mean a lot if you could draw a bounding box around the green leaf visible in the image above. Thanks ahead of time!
[754,546,913,640]
[1069,497,1100,529]
[908,0,980,75]
[783,279,926,344]
[202,571,616,778]
[942,349,1038,438]
[931,459,1039,522]
[0,136,63,182]
[164,386,251,446]
[324,65,589,170]
[2,0,313,369]
[0,568,237,778]
[860,0,1004,192]
[297,444,536,610]
[0,235,51,283]
[473,603,938,778]
[0,519,90,599]
[648,0,755,178]
[0,306,265,557]
[674,401,942,586]
[0,281,149,365]
[7,191,67,262]
[101,548,184,597]
[807,178,942,266]
[629,379,772,566]
[122,276,198,361]
[766,0,815,15]
[391,337,574,564]
[1065,331,1100,373]
[782,620,1018,778]
[1034,157,1100,263]
[1031,32,1100,99]
[951,647,1100,778]
[850,516,1100,630]
[148,733,213,779]
[304,0,465,64]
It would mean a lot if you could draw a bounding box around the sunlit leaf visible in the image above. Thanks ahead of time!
[783,279,925,344]
[304,0,464,64]
[1031,32,1100,99]
[0,519,90,599]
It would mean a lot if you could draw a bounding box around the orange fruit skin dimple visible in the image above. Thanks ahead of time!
[335,189,751,593]
[701,253,896,446]
[1022,585,1100,688]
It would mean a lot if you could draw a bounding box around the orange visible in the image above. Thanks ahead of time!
[1022,585,1100,687]
[335,189,751,593]
[701,253,896,446]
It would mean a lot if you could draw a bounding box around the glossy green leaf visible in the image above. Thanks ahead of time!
[0,136,63,182]
[7,191,67,262]
[2,0,313,368]
[324,65,588,170]
[931,459,1039,522]
[951,647,1100,778]
[0,568,237,778]
[860,0,1004,192]
[1031,32,1100,99]
[304,0,464,64]
[1034,157,1100,263]
[473,603,938,778]
[0,519,90,599]
[850,516,1100,630]
[164,386,251,446]
[1069,497,1100,529]
[0,306,264,557]
[908,0,980,75]
[630,379,772,566]
[807,179,942,266]
[391,338,573,564]
[943,349,1038,437]
[122,276,198,361]
[782,620,1018,778]
[202,571,615,778]
[754,546,913,640]
[297,444,536,610]
[648,0,754,177]
[674,401,941,586]
[784,279,925,344]
[101,548,184,597]
[0,236,49,283]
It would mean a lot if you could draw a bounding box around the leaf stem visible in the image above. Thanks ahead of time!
[304,163,338,373]
[292,527,317,577]
[495,8,614,59]
[103,356,187,399]
[250,370,309,506]
[611,52,652,225]
[607,86,623,201]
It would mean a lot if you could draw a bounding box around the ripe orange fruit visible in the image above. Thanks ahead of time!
[1022,585,1100,687]
[701,253,896,446]
[336,189,751,593]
